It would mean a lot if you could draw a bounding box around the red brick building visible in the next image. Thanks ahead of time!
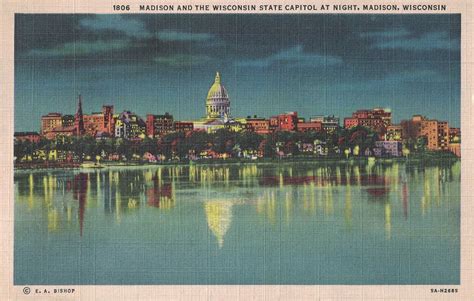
[344,108,392,137]
[83,105,115,137]
[174,121,194,133]
[146,113,174,138]
[344,118,359,129]
[297,121,322,132]
[269,112,298,132]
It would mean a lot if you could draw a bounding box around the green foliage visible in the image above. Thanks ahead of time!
[13,125,457,163]
[337,126,378,152]
[212,129,236,154]
[236,131,264,152]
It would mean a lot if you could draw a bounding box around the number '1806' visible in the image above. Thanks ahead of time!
[113,5,130,11]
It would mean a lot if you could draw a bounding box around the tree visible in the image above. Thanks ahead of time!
[236,131,264,152]
[141,137,158,156]
[14,140,32,161]
[415,136,427,152]
[263,135,275,158]
[187,131,211,155]
[402,147,410,158]
[344,148,351,159]
[116,138,133,160]
[212,129,235,154]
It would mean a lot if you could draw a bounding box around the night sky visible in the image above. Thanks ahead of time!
[14,14,460,132]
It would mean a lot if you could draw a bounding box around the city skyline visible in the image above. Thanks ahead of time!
[15,14,460,131]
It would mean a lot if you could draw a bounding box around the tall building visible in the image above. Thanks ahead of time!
[370,108,392,127]
[146,113,174,138]
[419,118,438,150]
[344,108,391,137]
[437,121,450,151]
[206,72,230,119]
[41,113,63,135]
[102,105,115,134]
[82,105,115,137]
[401,115,451,151]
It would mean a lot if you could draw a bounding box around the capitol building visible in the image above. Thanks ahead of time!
[206,72,230,119]
[193,72,243,132]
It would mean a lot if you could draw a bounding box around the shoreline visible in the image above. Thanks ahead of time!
[13,155,459,171]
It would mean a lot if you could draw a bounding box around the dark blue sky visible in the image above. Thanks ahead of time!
[15,14,460,131]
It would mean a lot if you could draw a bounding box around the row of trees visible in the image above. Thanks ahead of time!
[14,126,426,163]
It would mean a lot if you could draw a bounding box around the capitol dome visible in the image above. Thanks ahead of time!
[206,72,230,119]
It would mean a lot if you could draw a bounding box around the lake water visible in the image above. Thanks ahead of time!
[14,161,460,285]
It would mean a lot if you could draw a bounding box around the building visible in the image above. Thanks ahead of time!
[374,141,402,157]
[385,124,402,141]
[82,105,115,137]
[437,121,450,151]
[41,113,63,135]
[401,115,452,151]
[14,132,41,143]
[297,121,322,132]
[41,111,77,140]
[343,118,359,129]
[449,128,461,143]
[270,112,298,132]
[41,96,115,139]
[358,118,385,133]
[206,72,230,119]
[102,105,115,134]
[61,115,75,127]
[448,127,461,157]
[43,126,76,140]
[246,117,270,134]
[115,111,146,140]
[174,121,194,133]
[371,108,392,127]
[419,118,439,150]
[344,108,391,136]
[146,113,174,138]
[193,71,237,132]
[310,115,340,133]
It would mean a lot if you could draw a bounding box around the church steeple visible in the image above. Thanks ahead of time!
[75,94,85,136]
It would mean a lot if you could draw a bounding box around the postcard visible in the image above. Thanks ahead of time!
[1,0,472,299]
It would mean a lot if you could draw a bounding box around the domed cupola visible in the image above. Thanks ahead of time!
[206,72,230,119]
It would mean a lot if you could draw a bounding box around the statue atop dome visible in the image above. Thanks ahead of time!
[206,72,230,119]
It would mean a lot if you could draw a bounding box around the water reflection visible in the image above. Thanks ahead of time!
[14,161,460,244]
[71,173,87,236]
[205,201,233,248]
